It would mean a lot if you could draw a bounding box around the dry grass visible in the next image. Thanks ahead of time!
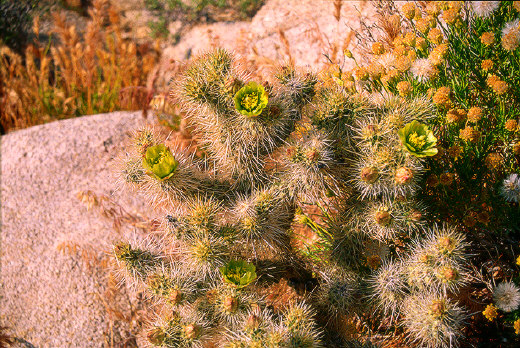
[0,0,160,133]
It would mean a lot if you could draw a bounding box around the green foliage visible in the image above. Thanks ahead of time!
[148,17,170,39]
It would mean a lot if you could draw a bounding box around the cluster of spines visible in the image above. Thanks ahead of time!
[367,224,471,347]
[171,49,317,186]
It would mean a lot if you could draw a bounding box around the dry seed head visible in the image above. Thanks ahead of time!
[472,1,500,18]
[493,282,520,312]
[411,58,436,82]
[502,19,520,51]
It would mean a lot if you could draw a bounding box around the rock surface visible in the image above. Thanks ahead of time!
[161,0,376,71]
[0,111,154,347]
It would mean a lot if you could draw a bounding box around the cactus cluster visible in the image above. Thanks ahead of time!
[114,48,474,347]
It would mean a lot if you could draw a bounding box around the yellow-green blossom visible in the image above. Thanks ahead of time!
[219,260,257,289]
[234,81,268,117]
[398,120,438,157]
[142,144,179,180]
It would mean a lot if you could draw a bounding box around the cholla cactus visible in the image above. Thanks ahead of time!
[112,47,475,346]
[114,49,324,346]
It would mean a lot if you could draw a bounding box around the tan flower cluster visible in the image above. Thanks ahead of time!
[459,126,481,143]
[481,59,494,71]
[372,42,385,55]
[395,56,412,73]
[481,32,495,45]
[439,172,455,186]
[446,108,466,124]
[467,107,483,123]
[485,152,503,171]
[354,67,369,81]
[416,18,430,34]
[487,74,509,95]
[401,2,417,20]
[416,37,427,51]
[448,145,463,159]
[433,86,451,108]
[426,174,440,187]
[429,44,448,66]
[426,2,441,17]
[428,28,444,45]
[514,142,520,156]
[397,80,412,97]
[367,63,384,80]
[381,69,399,86]
[403,32,417,47]
[443,7,461,26]
[505,119,518,132]
[483,304,498,321]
